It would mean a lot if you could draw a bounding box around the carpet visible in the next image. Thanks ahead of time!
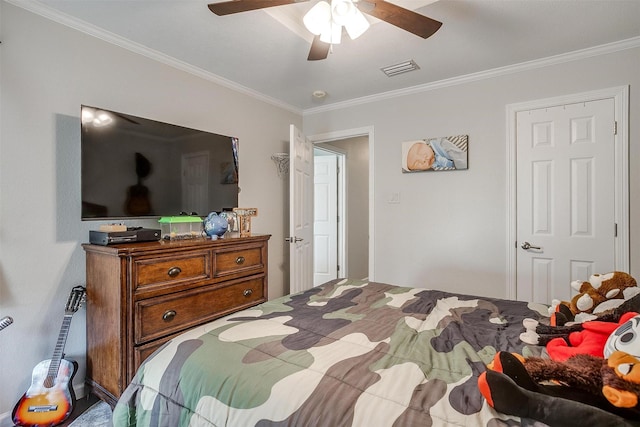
[69,400,113,427]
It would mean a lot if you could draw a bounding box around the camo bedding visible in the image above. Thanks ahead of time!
[112,278,549,426]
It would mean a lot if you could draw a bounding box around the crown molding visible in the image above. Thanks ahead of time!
[9,0,639,118]
[7,0,303,115]
[303,36,640,115]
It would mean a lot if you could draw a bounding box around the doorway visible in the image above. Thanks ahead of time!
[310,127,374,283]
[313,147,344,285]
[507,86,629,301]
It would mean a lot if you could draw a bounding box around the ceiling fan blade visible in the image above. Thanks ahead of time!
[208,0,307,16]
[307,35,331,61]
[358,0,442,39]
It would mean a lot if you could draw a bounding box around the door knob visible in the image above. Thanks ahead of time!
[285,237,303,243]
[521,241,541,250]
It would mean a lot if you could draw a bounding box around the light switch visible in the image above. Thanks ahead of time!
[388,192,400,204]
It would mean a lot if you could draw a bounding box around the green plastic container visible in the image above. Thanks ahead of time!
[158,216,204,240]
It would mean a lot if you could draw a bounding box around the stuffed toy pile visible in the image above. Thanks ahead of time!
[520,296,640,361]
[478,272,640,426]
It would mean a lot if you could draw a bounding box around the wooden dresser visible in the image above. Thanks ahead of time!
[82,234,270,406]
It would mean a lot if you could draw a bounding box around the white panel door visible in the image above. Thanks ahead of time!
[314,155,338,286]
[289,125,314,295]
[516,99,615,303]
[182,151,209,215]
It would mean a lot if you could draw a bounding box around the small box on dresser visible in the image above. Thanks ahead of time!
[82,233,270,407]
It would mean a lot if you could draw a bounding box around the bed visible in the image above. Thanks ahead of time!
[112,278,550,426]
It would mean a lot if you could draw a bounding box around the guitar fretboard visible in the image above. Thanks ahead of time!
[44,314,73,388]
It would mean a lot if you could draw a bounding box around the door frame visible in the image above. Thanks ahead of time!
[308,126,375,282]
[506,86,629,299]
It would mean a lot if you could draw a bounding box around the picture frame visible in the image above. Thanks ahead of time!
[401,135,468,173]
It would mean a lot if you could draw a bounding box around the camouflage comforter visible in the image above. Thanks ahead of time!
[112,279,549,426]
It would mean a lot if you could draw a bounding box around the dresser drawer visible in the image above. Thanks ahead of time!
[133,335,174,377]
[134,276,265,344]
[214,246,264,278]
[133,250,210,291]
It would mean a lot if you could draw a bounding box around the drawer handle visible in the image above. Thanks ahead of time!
[162,310,177,322]
[167,267,182,278]
[243,289,253,297]
[235,256,245,265]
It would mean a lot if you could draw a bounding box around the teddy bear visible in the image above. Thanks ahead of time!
[551,290,640,327]
[478,351,640,426]
[551,271,638,323]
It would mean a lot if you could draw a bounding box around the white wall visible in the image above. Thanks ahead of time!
[304,46,640,299]
[0,2,300,416]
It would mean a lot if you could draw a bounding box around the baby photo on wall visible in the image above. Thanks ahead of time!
[401,135,468,172]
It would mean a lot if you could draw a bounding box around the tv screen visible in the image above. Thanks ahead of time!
[81,105,239,220]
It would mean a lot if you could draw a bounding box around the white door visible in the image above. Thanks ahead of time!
[516,99,615,303]
[289,125,314,295]
[314,154,338,286]
[182,151,209,215]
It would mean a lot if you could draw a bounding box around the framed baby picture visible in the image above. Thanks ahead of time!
[401,135,468,173]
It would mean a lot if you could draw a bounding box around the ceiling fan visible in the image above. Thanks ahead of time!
[208,0,442,60]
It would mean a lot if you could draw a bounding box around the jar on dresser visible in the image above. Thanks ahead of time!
[82,233,270,406]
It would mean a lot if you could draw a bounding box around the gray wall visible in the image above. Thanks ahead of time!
[0,2,300,416]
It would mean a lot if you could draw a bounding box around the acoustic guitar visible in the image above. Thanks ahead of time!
[12,286,86,427]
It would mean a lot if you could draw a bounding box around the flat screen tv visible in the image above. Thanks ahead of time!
[81,105,239,220]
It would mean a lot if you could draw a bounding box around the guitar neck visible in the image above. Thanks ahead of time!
[44,314,73,387]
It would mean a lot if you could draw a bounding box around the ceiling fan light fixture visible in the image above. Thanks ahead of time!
[330,0,355,26]
[209,0,442,61]
[303,1,332,35]
[304,0,369,44]
[319,22,342,44]
[344,8,369,40]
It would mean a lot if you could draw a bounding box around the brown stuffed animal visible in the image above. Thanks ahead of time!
[554,272,637,320]
[521,352,640,409]
[479,351,640,424]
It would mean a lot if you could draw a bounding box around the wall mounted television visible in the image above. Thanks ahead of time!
[81,105,239,220]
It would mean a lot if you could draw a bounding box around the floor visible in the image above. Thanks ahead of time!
[59,393,101,426]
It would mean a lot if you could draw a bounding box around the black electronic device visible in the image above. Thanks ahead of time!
[81,105,239,220]
[89,228,161,246]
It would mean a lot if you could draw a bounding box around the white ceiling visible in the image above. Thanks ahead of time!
[17,0,640,112]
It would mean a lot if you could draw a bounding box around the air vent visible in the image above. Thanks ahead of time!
[381,60,420,77]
